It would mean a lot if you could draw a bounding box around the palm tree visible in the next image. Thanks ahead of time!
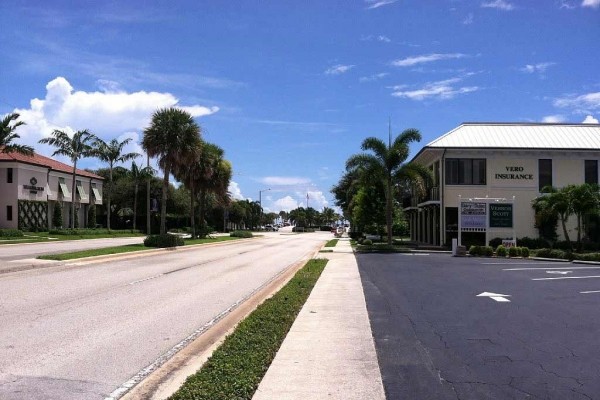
[142,107,202,234]
[1,112,34,156]
[346,129,431,244]
[322,207,336,226]
[569,184,599,251]
[173,143,203,238]
[533,186,574,251]
[96,138,140,229]
[130,161,155,232]
[39,129,98,228]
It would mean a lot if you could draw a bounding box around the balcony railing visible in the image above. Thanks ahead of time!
[402,186,440,208]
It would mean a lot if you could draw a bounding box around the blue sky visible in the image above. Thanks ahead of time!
[1,0,599,213]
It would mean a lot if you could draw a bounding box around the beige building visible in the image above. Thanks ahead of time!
[404,122,600,247]
[0,150,103,230]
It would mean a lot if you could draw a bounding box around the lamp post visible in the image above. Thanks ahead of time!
[259,188,270,230]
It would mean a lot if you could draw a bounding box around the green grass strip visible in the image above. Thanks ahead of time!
[38,244,148,260]
[169,258,328,400]
[37,236,242,261]
[324,238,338,247]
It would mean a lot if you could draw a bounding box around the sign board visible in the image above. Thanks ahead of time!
[502,239,517,248]
[460,202,486,229]
[489,203,513,228]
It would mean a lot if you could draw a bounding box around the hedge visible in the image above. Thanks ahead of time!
[230,230,253,238]
[143,234,185,248]
[0,229,24,238]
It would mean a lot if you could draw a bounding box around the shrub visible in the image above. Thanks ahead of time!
[517,237,550,250]
[143,234,184,248]
[230,230,253,238]
[521,247,530,258]
[483,246,494,257]
[348,231,363,240]
[362,239,373,246]
[87,205,97,228]
[574,252,600,262]
[0,229,24,238]
[508,246,519,257]
[535,248,572,260]
[553,241,574,251]
[496,245,507,257]
[357,237,364,244]
[52,203,63,229]
[469,245,480,256]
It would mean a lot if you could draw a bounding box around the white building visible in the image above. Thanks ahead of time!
[0,150,103,230]
[404,122,600,247]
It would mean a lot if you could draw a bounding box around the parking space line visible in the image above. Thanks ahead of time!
[533,275,600,281]
[504,266,600,271]
[580,290,600,294]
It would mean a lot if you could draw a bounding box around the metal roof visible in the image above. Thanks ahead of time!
[425,122,600,150]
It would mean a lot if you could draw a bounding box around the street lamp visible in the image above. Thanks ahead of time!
[259,188,271,230]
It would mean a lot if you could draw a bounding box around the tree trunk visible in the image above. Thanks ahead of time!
[107,165,113,230]
[386,174,393,245]
[199,189,206,238]
[560,214,572,251]
[146,170,151,235]
[71,162,77,229]
[160,165,169,235]
[133,183,138,232]
[190,181,196,239]
[577,214,582,252]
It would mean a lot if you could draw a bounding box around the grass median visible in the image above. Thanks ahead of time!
[169,258,328,400]
[37,236,241,261]
[324,238,338,247]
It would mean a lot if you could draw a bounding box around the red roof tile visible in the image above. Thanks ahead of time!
[0,149,104,179]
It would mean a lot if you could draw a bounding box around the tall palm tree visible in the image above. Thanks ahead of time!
[39,129,99,228]
[130,161,155,232]
[568,184,599,250]
[96,138,140,229]
[346,129,431,244]
[173,143,204,238]
[142,107,202,234]
[322,207,336,226]
[1,112,34,156]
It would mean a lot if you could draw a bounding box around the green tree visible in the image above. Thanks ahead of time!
[533,186,574,251]
[95,137,139,230]
[1,113,34,156]
[321,207,336,226]
[52,202,63,229]
[88,204,97,228]
[569,183,600,251]
[39,129,99,229]
[346,129,431,244]
[130,161,155,232]
[142,108,202,234]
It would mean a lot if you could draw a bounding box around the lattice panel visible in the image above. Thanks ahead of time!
[18,201,48,230]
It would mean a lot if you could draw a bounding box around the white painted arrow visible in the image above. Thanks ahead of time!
[546,270,572,275]
[477,292,511,302]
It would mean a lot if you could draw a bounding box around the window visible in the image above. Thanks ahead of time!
[445,159,486,185]
[7,168,13,183]
[6,205,12,221]
[585,160,598,184]
[538,159,552,191]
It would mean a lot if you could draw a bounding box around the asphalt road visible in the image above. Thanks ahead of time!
[357,253,600,400]
[0,237,145,262]
[0,231,328,400]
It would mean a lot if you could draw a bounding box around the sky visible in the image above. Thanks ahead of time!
[1,0,599,213]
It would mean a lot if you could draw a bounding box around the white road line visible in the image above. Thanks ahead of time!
[128,274,164,285]
[580,290,600,294]
[504,266,600,271]
[533,275,600,281]
[483,262,570,265]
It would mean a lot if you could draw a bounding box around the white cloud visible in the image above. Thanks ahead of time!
[520,62,556,74]
[582,115,599,124]
[481,0,515,10]
[325,64,355,75]
[391,77,479,101]
[377,35,391,42]
[463,13,474,24]
[259,176,312,186]
[582,0,600,8]
[228,181,245,200]
[272,196,299,212]
[391,53,467,67]
[365,0,398,9]
[304,190,329,210]
[542,115,565,123]
[554,92,600,113]
[359,73,389,83]
[14,77,219,155]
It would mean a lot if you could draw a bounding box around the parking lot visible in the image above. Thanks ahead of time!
[357,253,600,399]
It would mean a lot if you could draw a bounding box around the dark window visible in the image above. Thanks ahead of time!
[7,168,13,183]
[7,205,12,221]
[585,160,598,184]
[539,159,552,191]
[445,159,486,185]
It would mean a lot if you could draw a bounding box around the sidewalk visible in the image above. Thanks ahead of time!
[253,238,385,400]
